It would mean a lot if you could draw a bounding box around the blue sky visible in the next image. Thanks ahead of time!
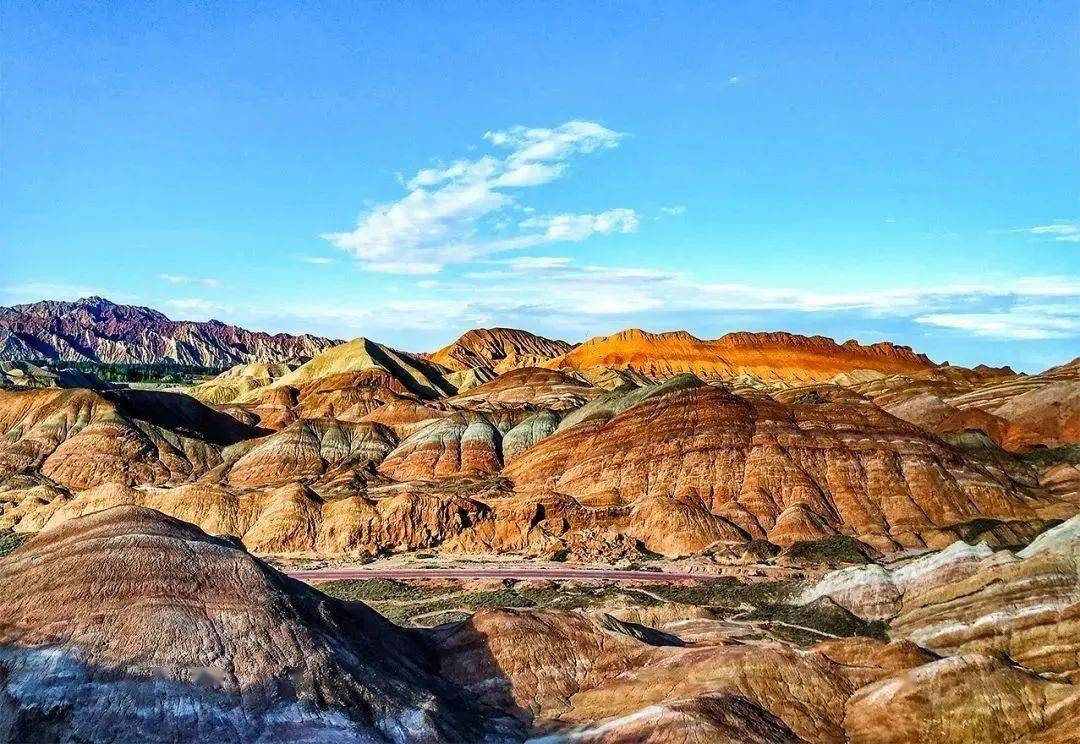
[2,1,1077,371]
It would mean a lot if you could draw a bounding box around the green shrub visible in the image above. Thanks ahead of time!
[0,530,30,557]
[783,535,877,565]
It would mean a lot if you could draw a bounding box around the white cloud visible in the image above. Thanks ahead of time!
[301,256,337,265]
[0,282,123,305]
[420,255,1080,340]
[158,274,221,287]
[916,311,1078,340]
[517,208,639,243]
[658,205,687,218]
[322,121,634,273]
[1021,223,1079,243]
[727,76,741,85]
[164,298,234,319]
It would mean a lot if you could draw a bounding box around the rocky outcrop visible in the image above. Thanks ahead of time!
[379,413,503,480]
[448,367,600,412]
[844,653,1080,744]
[429,328,573,373]
[849,361,1079,452]
[258,337,456,400]
[0,361,108,389]
[506,378,1068,552]
[187,361,298,404]
[0,296,337,366]
[0,387,258,490]
[543,328,936,385]
[6,505,1080,743]
[799,516,1080,680]
[0,506,514,742]
[224,418,398,487]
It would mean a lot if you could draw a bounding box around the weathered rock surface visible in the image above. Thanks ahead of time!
[0,506,515,742]
[429,328,573,374]
[0,361,108,390]
[507,378,1065,552]
[800,515,1080,680]
[448,367,600,413]
[0,296,337,366]
[544,328,936,385]
[844,653,1080,744]
[849,360,1079,451]
[188,361,299,404]
[7,505,1080,743]
[224,418,398,487]
[0,387,258,490]
[379,413,503,480]
[260,337,455,400]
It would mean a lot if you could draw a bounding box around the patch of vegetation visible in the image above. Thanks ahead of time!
[317,578,435,602]
[740,539,781,562]
[642,578,799,608]
[45,361,223,385]
[744,598,889,646]
[379,588,541,623]
[1015,444,1080,468]
[0,530,30,557]
[783,535,877,565]
[791,390,828,405]
[953,518,1009,544]
[318,580,671,626]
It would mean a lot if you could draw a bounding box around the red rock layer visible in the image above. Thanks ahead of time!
[505,383,1063,551]
[543,328,936,384]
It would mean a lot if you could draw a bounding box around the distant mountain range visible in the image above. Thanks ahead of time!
[0,296,338,367]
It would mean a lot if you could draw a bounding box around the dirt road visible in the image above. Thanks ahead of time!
[288,567,729,582]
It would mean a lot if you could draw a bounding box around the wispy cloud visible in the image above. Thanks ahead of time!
[163,298,234,320]
[916,309,1078,340]
[300,256,337,265]
[322,121,636,274]
[158,273,221,287]
[413,257,1080,339]
[658,205,687,218]
[1019,223,1079,243]
[0,282,120,305]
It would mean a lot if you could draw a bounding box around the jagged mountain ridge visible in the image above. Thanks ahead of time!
[0,296,339,366]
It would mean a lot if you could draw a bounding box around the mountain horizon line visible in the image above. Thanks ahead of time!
[0,289,1045,371]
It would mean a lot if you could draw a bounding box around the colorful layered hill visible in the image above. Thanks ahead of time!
[0,296,338,366]
[428,327,574,373]
[543,328,937,385]
[0,507,514,742]
[4,504,1079,743]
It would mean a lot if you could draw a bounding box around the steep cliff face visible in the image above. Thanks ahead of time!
[543,328,936,384]
[429,328,574,373]
[0,296,338,366]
